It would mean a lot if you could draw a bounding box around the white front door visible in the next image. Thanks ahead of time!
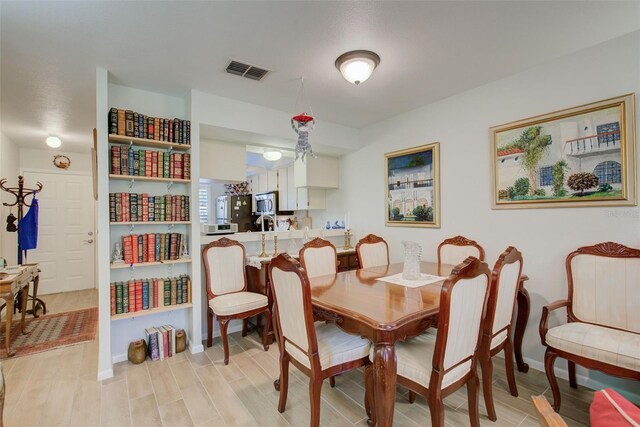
[23,171,95,294]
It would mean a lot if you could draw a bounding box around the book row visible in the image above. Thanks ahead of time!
[110,145,191,180]
[119,233,186,264]
[110,275,191,315]
[145,325,180,361]
[109,108,191,144]
[109,193,190,223]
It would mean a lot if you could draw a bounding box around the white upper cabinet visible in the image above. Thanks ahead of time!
[286,165,296,211]
[297,188,326,210]
[294,155,339,189]
[267,170,278,192]
[277,168,289,210]
[257,173,268,193]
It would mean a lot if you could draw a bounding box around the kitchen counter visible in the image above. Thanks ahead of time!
[246,246,355,269]
[200,228,348,245]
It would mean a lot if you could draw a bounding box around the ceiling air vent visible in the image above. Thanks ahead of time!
[225,59,271,81]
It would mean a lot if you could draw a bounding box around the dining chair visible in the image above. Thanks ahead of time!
[479,246,523,421]
[299,237,338,278]
[365,256,492,427]
[355,234,390,269]
[437,235,485,270]
[268,253,371,427]
[202,237,271,364]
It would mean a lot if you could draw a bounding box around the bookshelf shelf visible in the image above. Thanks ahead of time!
[111,259,192,269]
[109,134,191,151]
[109,174,190,184]
[110,221,191,226]
[111,303,193,321]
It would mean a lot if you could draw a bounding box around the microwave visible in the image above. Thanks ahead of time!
[200,223,238,235]
[256,191,277,215]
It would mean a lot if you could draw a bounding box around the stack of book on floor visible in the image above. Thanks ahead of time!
[120,233,185,264]
[109,192,190,222]
[108,107,191,144]
[110,146,191,179]
[110,275,191,315]
[145,325,177,361]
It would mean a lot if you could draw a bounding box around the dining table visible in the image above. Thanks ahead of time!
[299,261,530,427]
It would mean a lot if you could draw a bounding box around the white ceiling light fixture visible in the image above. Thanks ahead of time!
[335,50,381,85]
[263,149,282,161]
[46,136,62,148]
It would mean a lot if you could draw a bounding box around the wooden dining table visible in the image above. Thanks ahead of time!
[303,261,530,427]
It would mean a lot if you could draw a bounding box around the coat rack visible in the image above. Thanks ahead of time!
[0,176,46,317]
[0,176,43,264]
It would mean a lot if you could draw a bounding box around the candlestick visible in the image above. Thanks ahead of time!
[273,235,279,257]
[259,233,268,257]
[343,229,353,250]
[261,214,265,232]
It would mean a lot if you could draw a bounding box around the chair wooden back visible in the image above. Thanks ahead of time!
[437,235,485,267]
[430,257,491,390]
[202,237,247,299]
[299,238,338,279]
[268,253,319,366]
[356,234,390,269]
[566,242,640,333]
[484,247,523,349]
[532,396,568,427]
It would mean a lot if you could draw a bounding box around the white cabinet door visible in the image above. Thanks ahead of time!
[294,156,339,189]
[257,173,268,193]
[286,165,296,211]
[247,175,257,213]
[277,168,288,210]
[267,170,278,192]
[297,188,326,210]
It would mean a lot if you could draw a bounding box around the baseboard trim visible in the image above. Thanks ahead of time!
[200,321,243,342]
[97,368,114,381]
[189,343,204,354]
[111,353,128,364]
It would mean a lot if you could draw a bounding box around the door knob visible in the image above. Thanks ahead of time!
[88,231,94,236]
[83,239,94,244]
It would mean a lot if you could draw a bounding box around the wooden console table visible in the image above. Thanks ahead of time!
[0,264,37,356]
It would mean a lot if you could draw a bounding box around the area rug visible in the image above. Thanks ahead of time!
[0,307,98,358]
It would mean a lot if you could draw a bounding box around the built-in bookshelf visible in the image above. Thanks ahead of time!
[109,174,190,183]
[110,221,191,226]
[108,134,191,151]
[111,303,193,321]
[111,259,192,269]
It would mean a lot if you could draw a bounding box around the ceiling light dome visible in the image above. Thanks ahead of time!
[46,136,62,148]
[335,50,380,85]
[263,149,282,161]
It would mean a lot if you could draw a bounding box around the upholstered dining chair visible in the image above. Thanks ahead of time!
[355,234,390,269]
[479,246,524,421]
[202,237,271,364]
[365,257,492,427]
[299,238,338,278]
[437,235,485,272]
[268,253,370,427]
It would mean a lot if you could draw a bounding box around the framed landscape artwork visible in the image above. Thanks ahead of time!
[491,94,636,209]
[385,142,440,228]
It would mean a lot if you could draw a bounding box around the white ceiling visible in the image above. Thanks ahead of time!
[2,1,639,152]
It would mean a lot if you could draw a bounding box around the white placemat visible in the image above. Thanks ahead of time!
[378,273,447,288]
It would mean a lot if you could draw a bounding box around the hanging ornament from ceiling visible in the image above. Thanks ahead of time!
[291,78,317,162]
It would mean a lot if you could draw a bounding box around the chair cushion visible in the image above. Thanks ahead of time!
[286,323,370,370]
[209,291,268,316]
[491,330,508,350]
[546,322,640,372]
[369,331,471,389]
[590,388,640,426]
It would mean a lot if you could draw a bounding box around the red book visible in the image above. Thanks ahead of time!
[169,119,174,142]
[172,196,178,221]
[151,151,158,177]
[183,154,190,180]
[148,233,155,262]
[111,146,121,175]
[110,284,115,315]
[128,281,136,312]
[142,234,148,263]
[120,193,127,222]
[122,235,133,264]
[153,279,159,308]
[142,194,149,222]
[145,151,152,177]
[169,153,175,178]
[135,281,143,312]
[131,234,138,264]
[174,153,183,179]
[147,116,154,138]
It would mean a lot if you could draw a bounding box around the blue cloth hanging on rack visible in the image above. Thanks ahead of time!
[18,197,38,251]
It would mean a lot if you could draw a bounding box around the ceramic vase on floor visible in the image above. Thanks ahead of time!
[128,339,147,364]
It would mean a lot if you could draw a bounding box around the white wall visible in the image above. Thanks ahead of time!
[20,148,92,174]
[0,133,20,265]
[342,32,640,396]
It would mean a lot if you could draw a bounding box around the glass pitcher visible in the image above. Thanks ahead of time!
[402,241,422,280]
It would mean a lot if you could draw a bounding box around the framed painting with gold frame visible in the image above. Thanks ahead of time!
[491,93,636,209]
[385,142,440,228]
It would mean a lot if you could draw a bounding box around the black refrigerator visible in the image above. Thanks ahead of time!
[216,194,253,232]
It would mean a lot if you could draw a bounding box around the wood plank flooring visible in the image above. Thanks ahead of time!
[1,288,593,426]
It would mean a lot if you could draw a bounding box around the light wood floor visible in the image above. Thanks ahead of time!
[2,289,593,426]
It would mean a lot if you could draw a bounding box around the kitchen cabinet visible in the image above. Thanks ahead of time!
[277,167,289,210]
[286,165,296,211]
[267,170,278,192]
[257,173,268,193]
[294,155,339,189]
[297,188,326,210]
